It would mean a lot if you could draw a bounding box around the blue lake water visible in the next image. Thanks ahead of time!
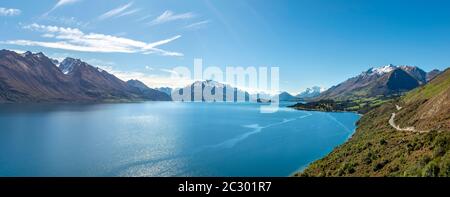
[0,102,360,177]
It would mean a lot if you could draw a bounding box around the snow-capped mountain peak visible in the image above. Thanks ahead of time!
[59,57,81,74]
[366,64,397,75]
[21,51,33,57]
[35,52,45,59]
[204,79,222,86]
[20,51,45,59]
[362,64,427,84]
[296,86,325,99]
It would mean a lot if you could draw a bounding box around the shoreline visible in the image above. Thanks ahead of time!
[289,105,364,116]
[289,106,361,177]
[290,126,360,177]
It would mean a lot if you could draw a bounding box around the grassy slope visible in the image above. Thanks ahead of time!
[403,69,450,102]
[396,69,450,131]
[296,69,450,177]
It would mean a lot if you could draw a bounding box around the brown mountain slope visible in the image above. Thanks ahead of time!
[396,68,450,131]
[0,50,87,102]
[126,79,172,101]
[316,65,426,101]
[427,69,442,82]
[60,57,142,100]
[0,50,170,102]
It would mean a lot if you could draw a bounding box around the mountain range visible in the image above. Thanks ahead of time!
[156,87,173,96]
[0,50,170,103]
[290,64,443,114]
[173,82,323,102]
[173,80,251,102]
[0,49,443,106]
[270,86,326,102]
[296,86,325,99]
[316,64,440,101]
[278,91,299,101]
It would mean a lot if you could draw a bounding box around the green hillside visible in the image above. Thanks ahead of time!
[403,68,450,102]
[296,69,450,177]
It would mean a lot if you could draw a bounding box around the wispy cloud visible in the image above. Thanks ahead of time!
[142,48,183,57]
[97,64,192,88]
[116,71,191,88]
[117,8,140,18]
[40,16,89,27]
[82,59,190,88]
[54,56,187,88]
[44,0,81,16]
[149,10,195,25]
[84,58,117,67]
[159,68,179,75]
[54,0,81,9]
[98,2,138,20]
[183,20,210,29]
[1,23,183,56]
[47,52,75,62]
[136,14,153,22]
[7,49,27,54]
[0,7,21,16]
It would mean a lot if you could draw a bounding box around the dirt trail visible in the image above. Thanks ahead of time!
[388,105,428,133]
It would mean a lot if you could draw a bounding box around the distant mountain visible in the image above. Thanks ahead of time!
[59,57,78,74]
[0,49,170,102]
[127,79,150,92]
[278,91,298,101]
[0,50,83,102]
[126,80,171,101]
[317,64,430,101]
[399,65,427,84]
[156,87,173,96]
[296,86,324,99]
[174,80,251,102]
[50,58,60,67]
[427,69,441,82]
[298,68,450,177]
[56,57,169,101]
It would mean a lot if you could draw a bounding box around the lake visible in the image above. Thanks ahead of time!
[0,102,360,177]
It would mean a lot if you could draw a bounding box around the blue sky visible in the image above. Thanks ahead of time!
[1,0,450,94]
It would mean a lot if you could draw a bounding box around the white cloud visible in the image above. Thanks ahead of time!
[47,52,74,61]
[98,2,137,20]
[42,33,55,38]
[2,23,183,56]
[8,49,27,54]
[97,65,192,88]
[44,0,81,16]
[0,7,21,16]
[149,10,194,25]
[183,20,210,29]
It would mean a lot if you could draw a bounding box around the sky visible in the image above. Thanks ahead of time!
[1,0,450,94]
